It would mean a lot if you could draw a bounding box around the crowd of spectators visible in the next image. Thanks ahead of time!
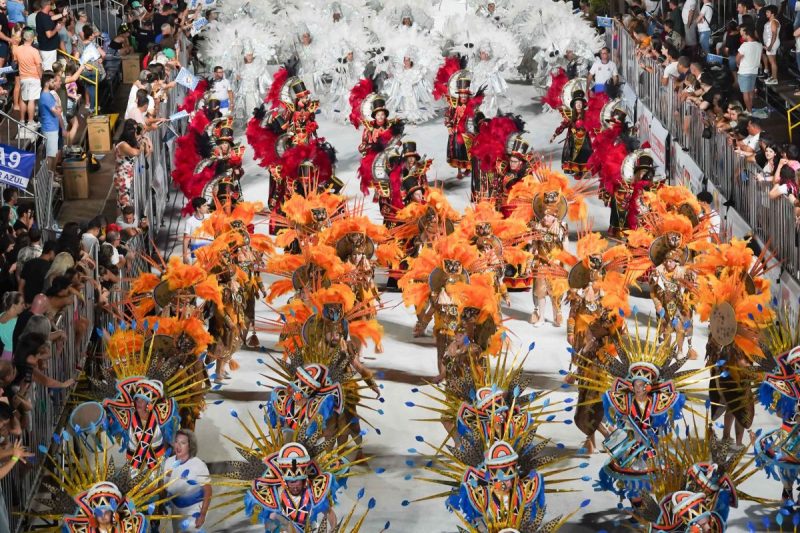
[622,0,800,222]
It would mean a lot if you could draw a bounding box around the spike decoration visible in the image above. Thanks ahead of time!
[413,344,590,532]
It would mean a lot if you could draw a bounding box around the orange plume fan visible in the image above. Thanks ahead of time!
[105,330,145,362]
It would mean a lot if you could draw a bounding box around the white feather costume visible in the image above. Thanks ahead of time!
[439,12,521,117]
[382,0,441,33]
[199,18,278,122]
[319,21,377,122]
[510,2,603,90]
[371,19,442,124]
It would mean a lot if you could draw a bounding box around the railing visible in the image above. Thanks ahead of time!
[2,274,95,532]
[64,0,124,41]
[57,49,100,116]
[609,19,800,283]
[0,109,56,231]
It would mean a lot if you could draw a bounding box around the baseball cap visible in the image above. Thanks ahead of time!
[162,47,176,59]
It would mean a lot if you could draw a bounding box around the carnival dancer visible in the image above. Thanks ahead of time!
[500,136,535,217]
[217,416,362,533]
[419,348,590,532]
[577,320,700,509]
[538,232,632,452]
[399,140,432,202]
[400,233,481,383]
[433,57,484,180]
[649,239,697,359]
[636,415,760,531]
[756,307,800,505]
[35,437,174,533]
[692,239,774,450]
[551,87,593,179]
[235,42,272,125]
[469,113,526,204]
[348,78,406,198]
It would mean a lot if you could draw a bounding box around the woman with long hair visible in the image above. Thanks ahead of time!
[113,119,144,212]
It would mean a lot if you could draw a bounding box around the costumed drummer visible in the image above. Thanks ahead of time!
[551,87,592,179]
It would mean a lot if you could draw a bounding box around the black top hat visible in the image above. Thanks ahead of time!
[508,136,529,159]
[402,141,419,160]
[456,77,472,95]
[607,108,627,124]
[216,127,234,143]
[402,176,426,202]
[371,97,388,118]
[634,154,655,173]
[570,89,587,105]
[291,78,309,98]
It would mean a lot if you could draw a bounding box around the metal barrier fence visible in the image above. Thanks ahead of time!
[0,109,56,232]
[1,270,95,532]
[0,18,196,533]
[609,19,800,282]
[64,0,125,41]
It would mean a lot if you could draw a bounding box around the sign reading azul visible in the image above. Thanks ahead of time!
[0,144,35,190]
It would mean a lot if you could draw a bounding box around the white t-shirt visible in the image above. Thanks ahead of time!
[124,103,147,125]
[127,85,155,115]
[164,456,209,507]
[697,3,714,32]
[184,213,211,244]
[738,41,763,75]
[589,60,618,86]
[663,60,680,80]
[682,0,697,25]
[742,132,761,149]
[211,78,231,102]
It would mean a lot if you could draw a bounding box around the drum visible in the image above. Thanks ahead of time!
[779,424,800,462]
[69,401,107,450]
[603,428,646,468]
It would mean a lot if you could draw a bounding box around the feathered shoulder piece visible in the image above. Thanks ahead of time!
[266,67,289,110]
[471,113,525,172]
[320,215,391,247]
[432,55,463,101]
[178,78,209,113]
[541,68,568,109]
[348,77,374,128]
[695,272,774,362]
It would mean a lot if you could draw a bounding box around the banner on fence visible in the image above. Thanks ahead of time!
[635,100,670,176]
[0,144,35,190]
[671,141,704,192]
[621,83,637,117]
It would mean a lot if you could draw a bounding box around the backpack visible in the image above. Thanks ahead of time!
[703,4,720,32]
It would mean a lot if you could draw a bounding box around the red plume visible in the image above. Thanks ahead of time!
[266,68,289,109]
[348,78,374,129]
[471,116,521,172]
[281,140,334,185]
[433,56,461,101]
[246,116,281,169]
[625,180,649,230]
[389,164,404,209]
[171,113,209,193]
[178,78,209,113]
[358,150,379,195]
[585,91,609,135]
[541,69,568,109]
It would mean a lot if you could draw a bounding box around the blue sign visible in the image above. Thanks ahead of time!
[706,54,724,65]
[0,144,34,190]
[597,16,613,28]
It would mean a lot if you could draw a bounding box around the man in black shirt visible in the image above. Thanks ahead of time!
[18,240,55,304]
[35,1,63,71]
